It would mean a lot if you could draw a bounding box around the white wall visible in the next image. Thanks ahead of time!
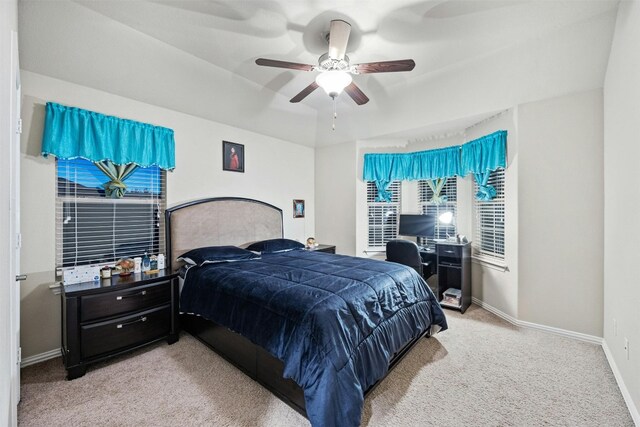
[1,1,19,424]
[466,110,519,319]
[603,0,640,419]
[314,141,357,255]
[518,89,604,337]
[19,71,315,359]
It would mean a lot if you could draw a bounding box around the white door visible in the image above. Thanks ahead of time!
[9,29,22,424]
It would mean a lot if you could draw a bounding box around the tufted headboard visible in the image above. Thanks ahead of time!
[164,197,283,272]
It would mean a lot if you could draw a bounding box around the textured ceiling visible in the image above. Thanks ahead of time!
[18,0,620,146]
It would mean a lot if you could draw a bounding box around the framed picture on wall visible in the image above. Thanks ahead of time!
[222,141,245,173]
[293,199,305,218]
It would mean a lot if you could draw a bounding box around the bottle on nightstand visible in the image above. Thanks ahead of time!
[142,252,150,272]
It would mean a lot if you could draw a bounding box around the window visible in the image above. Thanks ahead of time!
[473,169,505,261]
[367,181,401,250]
[418,178,458,248]
[56,158,166,269]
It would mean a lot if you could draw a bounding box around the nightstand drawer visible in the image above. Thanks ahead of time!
[80,281,171,322]
[81,304,171,359]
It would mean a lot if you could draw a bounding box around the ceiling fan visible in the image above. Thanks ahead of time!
[255,19,415,106]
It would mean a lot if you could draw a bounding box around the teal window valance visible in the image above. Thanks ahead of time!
[461,130,507,201]
[41,102,175,170]
[363,146,462,201]
[363,130,507,202]
[460,130,506,176]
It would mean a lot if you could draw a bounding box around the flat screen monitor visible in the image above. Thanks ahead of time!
[398,214,435,238]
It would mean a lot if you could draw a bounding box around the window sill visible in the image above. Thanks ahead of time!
[49,282,63,295]
[472,257,509,272]
[364,249,386,254]
[362,250,387,260]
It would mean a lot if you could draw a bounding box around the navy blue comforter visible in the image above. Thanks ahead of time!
[180,249,447,427]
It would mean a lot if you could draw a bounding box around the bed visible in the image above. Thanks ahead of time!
[165,197,447,427]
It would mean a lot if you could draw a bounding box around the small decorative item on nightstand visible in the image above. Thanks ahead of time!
[142,252,151,272]
[117,258,135,276]
[133,257,142,273]
[306,237,317,248]
[100,266,111,279]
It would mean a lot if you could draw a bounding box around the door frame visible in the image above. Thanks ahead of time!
[9,29,21,426]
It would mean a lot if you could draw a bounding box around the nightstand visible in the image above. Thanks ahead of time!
[306,244,336,254]
[61,270,179,380]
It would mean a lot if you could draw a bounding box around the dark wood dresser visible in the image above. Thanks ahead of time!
[61,270,179,379]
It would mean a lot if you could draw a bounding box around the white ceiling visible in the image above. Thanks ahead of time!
[18,0,620,147]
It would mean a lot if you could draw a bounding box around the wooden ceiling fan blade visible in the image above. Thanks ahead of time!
[354,59,416,74]
[344,82,369,105]
[290,82,319,103]
[328,20,351,61]
[255,58,314,71]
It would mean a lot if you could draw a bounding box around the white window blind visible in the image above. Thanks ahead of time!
[473,169,505,261]
[56,158,166,269]
[367,181,401,250]
[418,177,458,248]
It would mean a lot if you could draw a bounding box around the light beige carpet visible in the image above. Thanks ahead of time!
[19,306,634,426]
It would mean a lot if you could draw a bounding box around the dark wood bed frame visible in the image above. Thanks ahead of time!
[165,197,431,418]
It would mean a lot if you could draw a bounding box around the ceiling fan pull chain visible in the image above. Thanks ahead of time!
[332,97,337,131]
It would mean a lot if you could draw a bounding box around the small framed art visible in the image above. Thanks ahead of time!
[223,141,245,173]
[293,199,305,218]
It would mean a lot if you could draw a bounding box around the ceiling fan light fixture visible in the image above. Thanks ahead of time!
[315,70,352,97]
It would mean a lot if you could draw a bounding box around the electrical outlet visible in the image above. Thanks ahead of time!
[613,318,617,336]
[624,338,629,360]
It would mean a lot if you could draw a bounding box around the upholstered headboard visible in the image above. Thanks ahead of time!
[164,197,283,272]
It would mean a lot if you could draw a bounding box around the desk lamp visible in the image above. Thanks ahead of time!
[438,211,455,241]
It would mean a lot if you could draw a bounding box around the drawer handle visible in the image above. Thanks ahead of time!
[116,290,147,301]
[444,250,455,254]
[116,316,147,329]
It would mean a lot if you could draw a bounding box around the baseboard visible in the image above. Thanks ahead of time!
[471,297,602,345]
[21,348,61,368]
[517,318,603,345]
[471,296,520,326]
[602,341,640,426]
